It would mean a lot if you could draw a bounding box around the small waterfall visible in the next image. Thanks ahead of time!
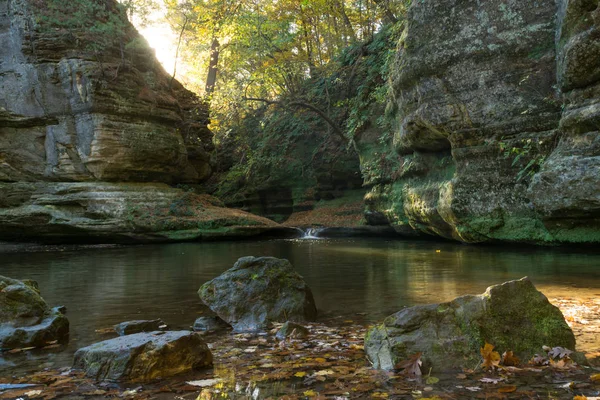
[302,228,323,239]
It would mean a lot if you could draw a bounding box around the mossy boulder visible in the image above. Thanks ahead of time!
[198,256,317,332]
[365,277,576,371]
[73,331,212,382]
[0,275,69,349]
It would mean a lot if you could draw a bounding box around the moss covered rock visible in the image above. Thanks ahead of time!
[365,278,576,371]
[73,331,212,382]
[0,275,69,349]
[198,256,317,332]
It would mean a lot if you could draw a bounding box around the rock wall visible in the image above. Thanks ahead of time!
[364,0,600,244]
[0,0,212,183]
[0,0,283,243]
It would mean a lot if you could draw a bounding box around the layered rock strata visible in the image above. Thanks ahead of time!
[363,0,600,244]
[0,0,282,242]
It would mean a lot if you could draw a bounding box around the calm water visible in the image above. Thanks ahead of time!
[1,238,600,375]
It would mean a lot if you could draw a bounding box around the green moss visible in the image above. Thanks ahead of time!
[550,226,600,243]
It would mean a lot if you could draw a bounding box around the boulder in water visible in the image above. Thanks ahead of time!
[114,319,167,336]
[193,316,230,333]
[0,275,69,349]
[198,256,317,332]
[275,321,309,340]
[365,278,576,371]
[73,331,212,382]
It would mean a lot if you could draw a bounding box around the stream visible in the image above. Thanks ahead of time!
[1,237,600,376]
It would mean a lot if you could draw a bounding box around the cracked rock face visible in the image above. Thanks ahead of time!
[0,0,213,184]
[363,0,600,244]
[0,275,69,349]
[0,0,288,243]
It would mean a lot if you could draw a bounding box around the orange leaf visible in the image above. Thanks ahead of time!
[498,385,517,393]
[573,396,587,400]
[480,342,501,370]
[501,350,520,366]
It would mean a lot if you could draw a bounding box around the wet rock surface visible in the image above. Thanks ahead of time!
[0,276,69,349]
[198,256,317,332]
[362,0,600,245]
[114,319,167,336]
[193,316,231,333]
[275,321,309,340]
[365,278,576,371]
[73,331,212,382]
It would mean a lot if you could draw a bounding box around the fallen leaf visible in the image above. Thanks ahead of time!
[480,377,504,384]
[573,396,587,400]
[456,373,467,379]
[465,386,482,392]
[303,389,317,397]
[186,379,222,387]
[294,372,307,378]
[395,352,422,376]
[591,373,600,383]
[425,376,439,384]
[529,354,548,366]
[314,357,327,363]
[547,346,573,360]
[498,385,517,393]
[501,350,520,366]
[481,342,501,370]
[314,369,334,376]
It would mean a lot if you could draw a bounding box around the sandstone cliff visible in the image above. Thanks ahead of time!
[363,0,600,244]
[0,0,282,243]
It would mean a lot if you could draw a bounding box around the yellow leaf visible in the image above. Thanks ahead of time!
[303,390,317,397]
[315,357,327,363]
[591,373,600,383]
[480,342,501,370]
[294,371,307,378]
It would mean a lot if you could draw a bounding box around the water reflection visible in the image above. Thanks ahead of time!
[1,238,599,374]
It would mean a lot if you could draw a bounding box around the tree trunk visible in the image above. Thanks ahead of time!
[371,0,398,24]
[205,37,220,96]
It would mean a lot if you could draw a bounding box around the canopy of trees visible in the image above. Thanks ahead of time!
[154,0,409,135]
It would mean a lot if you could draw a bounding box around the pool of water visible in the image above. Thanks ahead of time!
[1,238,600,375]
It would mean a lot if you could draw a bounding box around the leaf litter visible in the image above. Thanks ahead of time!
[1,300,599,399]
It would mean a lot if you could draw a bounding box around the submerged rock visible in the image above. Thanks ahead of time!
[0,276,69,349]
[275,321,309,340]
[193,316,230,333]
[198,256,317,332]
[365,278,576,371]
[73,331,212,382]
[114,319,167,336]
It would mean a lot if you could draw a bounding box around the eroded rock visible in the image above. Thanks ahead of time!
[361,0,600,245]
[73,331,212,382]
[365,278,576,371]
[198,256,317,332]
[0,276,69,349]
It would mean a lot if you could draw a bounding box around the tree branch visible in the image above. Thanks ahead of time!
[244,97,347,143]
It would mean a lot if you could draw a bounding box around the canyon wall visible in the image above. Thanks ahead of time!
[363,0,600,244]
[0,0,280,243]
